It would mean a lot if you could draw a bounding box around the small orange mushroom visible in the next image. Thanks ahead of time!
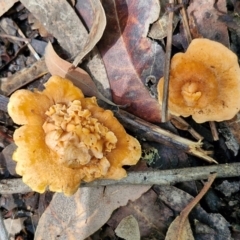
[8,76,141,196]
[157,38,240,123]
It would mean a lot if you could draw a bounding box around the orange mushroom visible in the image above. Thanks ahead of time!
[8,76,141,196]
[157,38,240,123]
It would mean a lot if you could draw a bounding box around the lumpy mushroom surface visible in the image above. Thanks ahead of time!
[8,76,141,196]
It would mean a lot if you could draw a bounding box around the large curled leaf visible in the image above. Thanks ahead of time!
[77,0,165,122]
[34,186,151,240]
[72,0,106,67]
[45,42,116,106]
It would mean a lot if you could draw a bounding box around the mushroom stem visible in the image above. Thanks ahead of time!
[115,109,217,164]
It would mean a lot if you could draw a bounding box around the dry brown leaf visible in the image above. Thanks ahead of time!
[34,185,151,240]
[20,0,88,57]
[148,1,179,40]
[187,0,229,46]
[4,217,26,240]
[72,0,106,67]
[21,0,112,101]
[45,42,116,106]
[0,0,18,17]
[98,0,165,122]
[165,174,217,240]
[108,189,172,238]
[115,215,140,240]
[165,217,194,240]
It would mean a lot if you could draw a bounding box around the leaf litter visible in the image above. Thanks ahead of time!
[0,0,240,239]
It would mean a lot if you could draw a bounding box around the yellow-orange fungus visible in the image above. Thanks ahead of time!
[8,76,141,196]
[157,38,240,123]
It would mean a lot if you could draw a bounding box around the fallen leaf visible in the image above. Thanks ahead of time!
[34,185,151,240]
[154,184,231,240]
[72,0,106,67]
[148,0,179,40]
[77,0,165,122]
[187,0,229,47]
[108,189,173,238]
[4,217,26,240]
[165,217,194,240]
[21,0,112,101]
[45,42,116,106]
[165,173,216,240]
[115,215,140,240]
[0,0,18,17]
[20,0,87,57]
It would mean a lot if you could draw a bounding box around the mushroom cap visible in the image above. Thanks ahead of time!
[157,38,240,123]
[8,76,141,196]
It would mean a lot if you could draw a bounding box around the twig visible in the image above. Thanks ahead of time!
[177,0,192,45]
[14,22,40,60]
[0,58,48,96]
[209,121,219,141]
[171,116,204,141]
[161,0,175,122]
[0,212,8,240]
[0,163,240,194]
[115,109,217,164]
[0,33,30,42]
[178,173,217,237]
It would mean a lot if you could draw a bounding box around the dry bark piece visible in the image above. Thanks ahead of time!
[8,76,141,196]
[157,38,240,123]
[0,58,48,96]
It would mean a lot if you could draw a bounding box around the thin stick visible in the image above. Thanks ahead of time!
[161,0,174,122]
[14,22,40,60]
[209,121,219,141]
[171,116,204,141]
[0,33,30,42]
[115,109,217,164]
[177,0,192,45]
[0,163,239,194]
[178,173,217,237]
